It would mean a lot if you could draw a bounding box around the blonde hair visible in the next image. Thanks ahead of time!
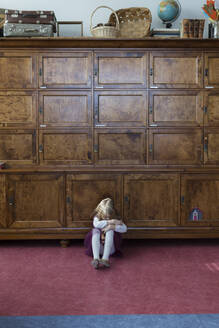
[93,198,116,220]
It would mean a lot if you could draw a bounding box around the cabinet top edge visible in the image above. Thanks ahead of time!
[0,37,219,49]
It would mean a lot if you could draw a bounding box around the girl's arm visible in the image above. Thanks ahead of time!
[102,222,127,233]
[93,216,108,229]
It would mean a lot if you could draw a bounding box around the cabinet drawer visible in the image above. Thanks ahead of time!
[39,52,92,89]
[149,90,203,127]
[0,52,37,89]
[94,91,147,127]
[39,91,92,127]
[0,130,37,165]
[0,91,37,128]
[94,128,146,165]
[39,129,93,165]
[150,52,203,88]
[94,52,147,88]
[148,128,203,165]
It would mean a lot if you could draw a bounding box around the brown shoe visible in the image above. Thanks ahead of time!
[100,259,110,268]
[91,259,99,269]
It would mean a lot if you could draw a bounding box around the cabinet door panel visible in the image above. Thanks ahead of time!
[150,52,202,88]
[94,91,147,127]
[204,53,219,87]
[0,91,36,128]
[39,91,91,127]
[204,128,219,165]
[204,92,219,126]
[6,174,65,228]
[181,174,219,226]
[39,129,92,165]
[124,174,179,226]
[0,130,37,165]
[94,52,147,88]
[149,90,203,127]
[0,174,6,228]
[66,174,122,227]
[148,128,203,165]
[39,52,92,88]
[94,128,146,165]
[0,53,36,89]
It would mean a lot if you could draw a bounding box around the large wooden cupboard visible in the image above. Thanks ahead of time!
[1,38,219,241]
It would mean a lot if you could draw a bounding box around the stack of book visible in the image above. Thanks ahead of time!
[180,19,205,38]
[150,28,180,38]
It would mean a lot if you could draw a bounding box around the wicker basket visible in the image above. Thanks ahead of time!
[108,7,152,38]
[90,6,120,38]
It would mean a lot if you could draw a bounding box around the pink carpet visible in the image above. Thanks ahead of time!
[0,239,219,316]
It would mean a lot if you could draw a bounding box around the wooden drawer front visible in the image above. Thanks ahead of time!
[66,174,122,227]
[181,174,219,226]
[94,52,147,88]
[205,54,219,87]
[124,174,179,227]
[0,130,36,165]
[94,91,147,127]
[39,52,92,88]
[94,128,146,165]
[0,174,6,228]
[39,129,92,165]
[149,90,203,127]
[0,53,36,89]
[204,128,219,165]
[148,128,203,165]
[6,174,65,228]
[0,92,36,128]
[39,91,91,127]
[150,52,202,88]
[204,92,219,126]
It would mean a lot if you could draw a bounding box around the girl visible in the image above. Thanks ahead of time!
[84,198,127,269]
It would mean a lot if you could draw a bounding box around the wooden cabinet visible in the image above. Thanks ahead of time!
[39,52,92,88]
[124,174,179,227]
[94,91,147,127]
[148,128,203,165]
[150,52,203,89]
[204,128,219,165]
[6,174,65,228]
[204,91,219,126]
[0,53,37,89]
[181,174,219,226]
[204,53,219,87]
[66,174,122,228]
[149,90,203,127]
[94,52,147,88]
[94,128,146,165]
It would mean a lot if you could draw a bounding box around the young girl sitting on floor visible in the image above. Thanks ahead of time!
[84,198,127,269]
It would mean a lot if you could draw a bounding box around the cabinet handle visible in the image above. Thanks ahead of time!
[149,144,153,153]
[181,196,185,205]
[39,144,43,152]
[8,196,14,206]
[124,195,130,209]
[204,137,208,152]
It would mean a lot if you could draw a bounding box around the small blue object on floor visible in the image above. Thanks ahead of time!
[0,314,219,328]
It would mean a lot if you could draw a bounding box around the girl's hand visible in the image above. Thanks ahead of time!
[109,219,123,225]
[102,224,115,233]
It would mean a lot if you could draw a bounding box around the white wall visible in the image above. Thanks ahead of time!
[1,0,214,36]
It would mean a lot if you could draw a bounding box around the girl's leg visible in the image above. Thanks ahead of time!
[102,230,114,267]
[91,229,101,269]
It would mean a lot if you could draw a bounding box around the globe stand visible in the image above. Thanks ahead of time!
[165,22,173,28]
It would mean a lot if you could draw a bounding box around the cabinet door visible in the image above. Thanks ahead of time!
[94,52,147,88]
[150,52,203,88]
[149,90,203,127]
[0,130,37,165]
[148,128,203,165]
[204,53,219,88]
[66,174,122,227]
[0,91,37,128]
[39,91,92,128]
[204,91,219,126]
[6,174,65,228]
[0,53,37,89]
[39,129,92,165]
[0,174,7,228]
[94,91,147,127]
[39,52,92,89]
[204,128,219,165]
[94,128,146,165]
[181,174,219,226]
[124,174,179,227]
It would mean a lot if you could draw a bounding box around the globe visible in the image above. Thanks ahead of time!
[158,0,181,28]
